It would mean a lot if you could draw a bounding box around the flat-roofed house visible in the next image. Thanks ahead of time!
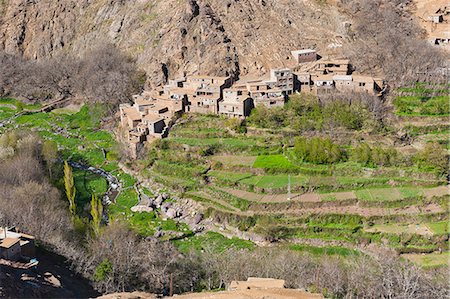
[120,104,142,129]
[352,75,376,94]
[142,114,166,135]
[291,49,317,63]
[265,69,294,95]
[183,75,233,114]
[296,72,313,93]
[251,88,286,108]
[0,228,36,260]
[188,94,221,114]
[428,14,444,23]
[316,59,350,75]
[219,88,254,118]
[312,74,335,95]
[333,75,353,92]
[0,238,21,261]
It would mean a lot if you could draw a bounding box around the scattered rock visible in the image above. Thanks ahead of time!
[154,230,164,238]
[166,208,178,219]
[131,206,153,213]
[194,213,204,225]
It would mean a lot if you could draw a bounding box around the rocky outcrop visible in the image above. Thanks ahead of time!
[0,0,349,86]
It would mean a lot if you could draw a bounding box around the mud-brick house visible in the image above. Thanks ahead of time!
[428,14,444,23]
[265,69,294,96]
[333,75,353,92]
[119,93,183,158]
[316,59,351,75]
[312,74,335,94]
[351,75,377,94]
[184,75,233,114]
[296,73,314,93]
[243,80,284,108]
[0,238,21,261]
[219,88,254,118]
[0,228,35,260]
[291,49,317,64]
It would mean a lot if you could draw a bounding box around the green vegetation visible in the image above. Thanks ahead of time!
[248,94,375,131]
[289,244,361,256]
[402,252,450,269]
[394,96,449,116]
[426,221,449,235]
[253,154,294,170]
[293,137,344,164]
[394,83,450,116]
[93,259,113,282]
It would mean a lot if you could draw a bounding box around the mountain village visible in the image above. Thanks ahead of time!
[119,50,386,158]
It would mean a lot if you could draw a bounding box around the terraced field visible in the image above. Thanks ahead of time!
[142,114,449,262]
[2,101,448,267]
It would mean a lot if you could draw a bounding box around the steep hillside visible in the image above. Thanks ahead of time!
[0,0,349,86]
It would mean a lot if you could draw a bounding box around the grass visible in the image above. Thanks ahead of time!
[253,154,295,170]
[173,231,255,253]
[289,244,360,256]
[207,187,250,211]
[394,96,449,116]
[402,252,449,269]
[426,221,449,235]
[74,169,108,198]
[170,137,257,148]
[128,212,192,237]
[211,155,256,167]
[355,188,398,201]
[365,223,432,236]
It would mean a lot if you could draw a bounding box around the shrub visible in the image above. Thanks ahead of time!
[414,142,449,175]
[293,137,345,164]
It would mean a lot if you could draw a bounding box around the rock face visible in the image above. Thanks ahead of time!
[0,0,349,86]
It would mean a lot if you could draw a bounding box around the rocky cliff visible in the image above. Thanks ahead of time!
[0,0,350,86]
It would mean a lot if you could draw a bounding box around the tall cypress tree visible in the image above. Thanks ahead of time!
[90,194,103,236]
[63,161,77,217]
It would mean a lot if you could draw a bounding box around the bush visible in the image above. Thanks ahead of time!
[293,137,345,164]
[414,142,449,175]
[352,143,400,167]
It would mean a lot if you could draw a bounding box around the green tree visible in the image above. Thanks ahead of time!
[293,137,345,164]
[93,259,113,282]
[63,161,77,217]
[414,142,449,175]
[90,194,103,236]
[42,140,58,178]
[352,143,372,165]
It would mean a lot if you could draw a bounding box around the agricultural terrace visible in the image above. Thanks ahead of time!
[0,101,197,243]
[1,98,448,265]
[138,112,449,263]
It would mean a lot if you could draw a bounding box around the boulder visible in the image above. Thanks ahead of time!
[166,208,178,219]
[154,194,164,206]
[194,213,204,225]
[131,206,153,213]
[154,230,164,238]
[161,202,172,213]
